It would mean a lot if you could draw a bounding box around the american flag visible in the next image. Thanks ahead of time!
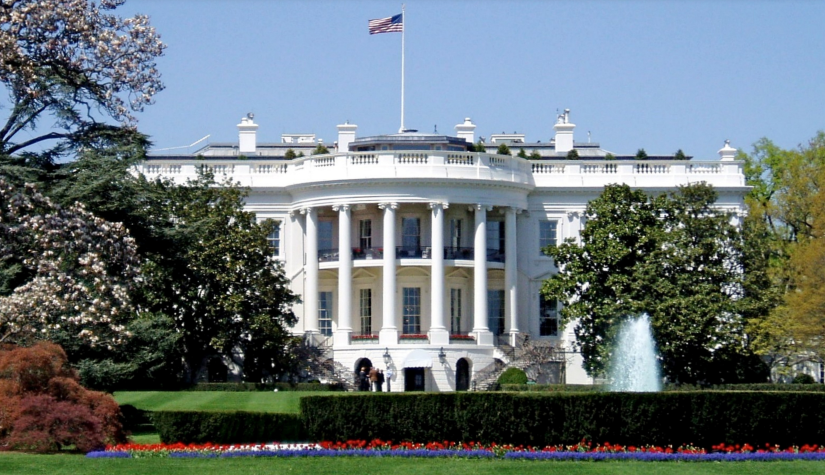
[368,14,403,34]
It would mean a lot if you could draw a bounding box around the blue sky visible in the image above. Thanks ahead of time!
[122,0,825,159]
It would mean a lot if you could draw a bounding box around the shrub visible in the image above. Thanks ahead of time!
[500,384,604,392]
[301,391,825,448]
[0,342,126,452]
[497,368,528,385]
[151,411,307,444]
[793,374,816,384]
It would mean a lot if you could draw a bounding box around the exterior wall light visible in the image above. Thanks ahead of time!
[383,348,391,364]
[438,347,447,362]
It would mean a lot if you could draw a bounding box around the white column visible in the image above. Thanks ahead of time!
[334,204,352,346]
[505,207,520,346]
[429,202,449,345]
[379,202,398,345]
[472,204,493,345]
[303,207,319,336]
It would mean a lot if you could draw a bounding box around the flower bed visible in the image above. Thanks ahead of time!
[87,439,825,461]
[351,334,378,341]
[399,334,428,340]
[449,334,475,341]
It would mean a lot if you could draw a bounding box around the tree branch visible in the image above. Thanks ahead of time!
[5,131,70,155]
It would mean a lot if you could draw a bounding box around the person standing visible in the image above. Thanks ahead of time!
[368,366,379,392]
[386,367,394,392]
[359,367,369,391]
[377,369,385,392]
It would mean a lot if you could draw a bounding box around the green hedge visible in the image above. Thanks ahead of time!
[500,384,604,392]
[188,382,343,392]
[151,411,307,444]
[300,391,825,447]
[500,383,825,392]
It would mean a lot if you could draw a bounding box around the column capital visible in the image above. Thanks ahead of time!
[507,206,524,215]
[299,206,316,215]
[332,204,350,212]
[428,201,449,210]
[469,204,493,212]
[566,210,582,219]
[378,202,398,210]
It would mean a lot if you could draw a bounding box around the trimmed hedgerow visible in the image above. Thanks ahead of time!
[151,411,307,444]
[300,391,825,448]
[500,384,604,392]
[188,382,343,392]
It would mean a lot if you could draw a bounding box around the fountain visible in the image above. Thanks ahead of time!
[608,313,662,392]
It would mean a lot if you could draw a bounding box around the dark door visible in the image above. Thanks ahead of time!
[456,358,470,391]
[404,368,425,391]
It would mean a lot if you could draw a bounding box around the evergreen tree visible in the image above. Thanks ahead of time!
[496,143,512,156]
[566,149,580,160]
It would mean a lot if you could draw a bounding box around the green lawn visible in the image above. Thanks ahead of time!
[113,391,317,413]
[3,453,825,475]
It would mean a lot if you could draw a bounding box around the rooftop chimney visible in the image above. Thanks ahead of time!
[454,117,476,143]
[553,109,575,155]
[337,121,357,152]
[718,140,736,161]
[238,113,258,154]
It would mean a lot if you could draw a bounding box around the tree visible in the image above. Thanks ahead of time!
[473,139,486,153]
[604,153,616,160]
[635,148,648,160]
[138,171,299,382]
[738,133,825,376]
[517,148,528,158]
[674,149,687,160]
[312,144,329,155]
[0,0,165,161]
[566,149,579,160]
[0,342,126,452]
[0,179,139,348]
[496,143,511,156]
[542,183,760,384]
[284,148,297,160]
[528,150,542,160]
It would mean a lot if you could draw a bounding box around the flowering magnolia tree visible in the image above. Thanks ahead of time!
[0,0,165,157]
[0,179,139,347]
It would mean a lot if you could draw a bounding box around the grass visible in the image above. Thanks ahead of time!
[3,453,825,475]
[113,391,316,413]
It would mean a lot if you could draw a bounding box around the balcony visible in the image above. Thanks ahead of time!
[141,152,745,192]
[319,247,505,263]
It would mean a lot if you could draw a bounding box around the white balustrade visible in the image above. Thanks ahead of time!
[140,154,743,190]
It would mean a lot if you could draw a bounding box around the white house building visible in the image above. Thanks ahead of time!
[141,111,747,391]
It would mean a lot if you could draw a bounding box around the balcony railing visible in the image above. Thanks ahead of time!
[321,246,505,263]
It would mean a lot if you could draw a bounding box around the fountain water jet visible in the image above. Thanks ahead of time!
[608,313,662,392]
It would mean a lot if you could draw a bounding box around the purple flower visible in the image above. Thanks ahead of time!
[86,451,131,458]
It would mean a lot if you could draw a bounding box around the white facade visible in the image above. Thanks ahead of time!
[142,113,748,391]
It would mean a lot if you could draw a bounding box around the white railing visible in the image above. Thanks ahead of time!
[140,153,744,190]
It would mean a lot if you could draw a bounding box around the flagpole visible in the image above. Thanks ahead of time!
[399,4,405,133]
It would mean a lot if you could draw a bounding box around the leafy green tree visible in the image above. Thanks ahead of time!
[566,149,580,160]
[528,150,542,160]
[517,148,528,158]
[674,149,687,160]
[635,148,648,160]
[496,143,511,156]
[0,0,165,161]
[284,149,297,160]
[543,183,761,384]
[140,172,298,382]
[473,139,486,153]
[312,144,329,155]
[604,153,616,160]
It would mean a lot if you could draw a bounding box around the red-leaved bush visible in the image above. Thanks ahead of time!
[0,342,126,452]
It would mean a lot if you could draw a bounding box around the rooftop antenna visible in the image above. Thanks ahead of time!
[152,135,211,152]
[588,131,591,143]
[434,124,438,133]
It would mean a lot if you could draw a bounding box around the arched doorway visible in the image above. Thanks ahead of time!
[355,358,373,391]
[456,358,470,391]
